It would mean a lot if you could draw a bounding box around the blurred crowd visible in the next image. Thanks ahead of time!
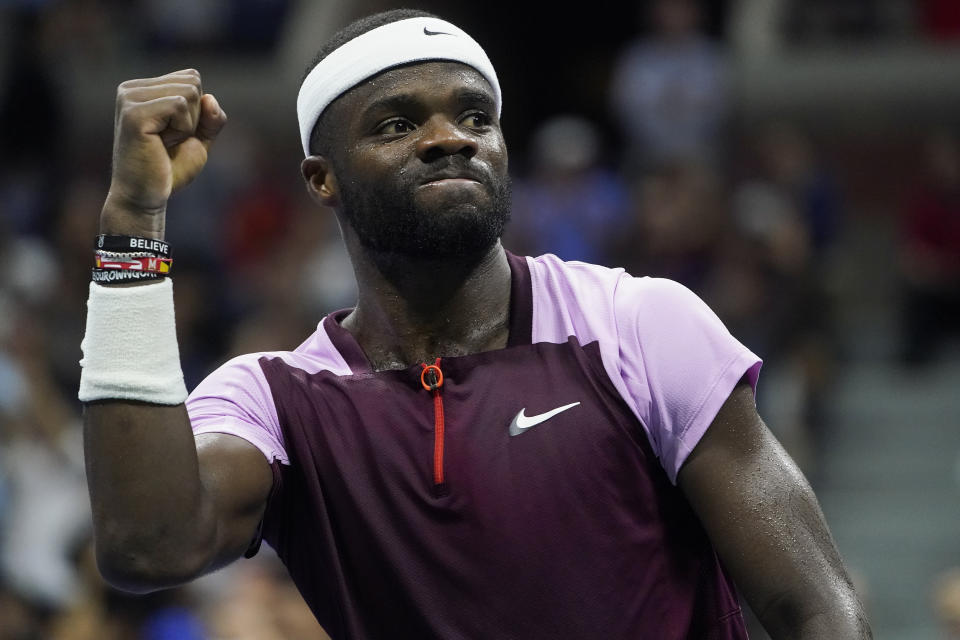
[1,0,960,638]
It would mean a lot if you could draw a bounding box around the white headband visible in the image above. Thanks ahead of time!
[297,17,502,157]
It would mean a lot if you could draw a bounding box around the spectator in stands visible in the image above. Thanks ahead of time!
[203,559,328,640]
[506,115,629,263]
[753,124,843,258]
[0,302,89,612]
[898,130,960,366]
[704,127,841,472]
[609,159,724,292]
[609,0,727,173]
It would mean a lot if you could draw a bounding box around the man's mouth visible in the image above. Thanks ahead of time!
[417,165,486,187]
[420,177,481,187]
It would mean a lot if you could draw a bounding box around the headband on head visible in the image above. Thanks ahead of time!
[297,17,502,157]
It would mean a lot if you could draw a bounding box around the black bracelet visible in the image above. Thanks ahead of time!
[95,235,171,258]
[91,268,164,284]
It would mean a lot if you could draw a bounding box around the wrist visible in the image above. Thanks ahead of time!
[100,191,167,239]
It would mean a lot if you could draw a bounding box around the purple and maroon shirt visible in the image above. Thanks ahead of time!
[187,252,761,639]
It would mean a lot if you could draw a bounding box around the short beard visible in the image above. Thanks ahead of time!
[338,169,512,267]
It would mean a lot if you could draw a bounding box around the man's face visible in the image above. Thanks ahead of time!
[322,61,511,261]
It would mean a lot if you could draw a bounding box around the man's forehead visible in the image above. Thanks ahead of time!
[354,61,494,102]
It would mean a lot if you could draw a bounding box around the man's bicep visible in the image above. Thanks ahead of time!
[195,433,274,570]
[677,382,862,633]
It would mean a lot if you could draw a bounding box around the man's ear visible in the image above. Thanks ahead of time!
[301,155,339,208]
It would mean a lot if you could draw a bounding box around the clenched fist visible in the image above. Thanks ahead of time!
[102,69,227,238]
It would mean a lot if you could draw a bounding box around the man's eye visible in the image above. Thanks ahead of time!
[378,120,414,135]
[461,112,491,128]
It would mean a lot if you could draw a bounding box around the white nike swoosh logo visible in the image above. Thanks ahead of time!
[509,402,580,436]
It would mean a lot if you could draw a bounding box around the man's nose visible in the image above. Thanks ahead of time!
[416,116,478,162]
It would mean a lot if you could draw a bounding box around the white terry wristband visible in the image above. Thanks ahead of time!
[79,278,188,405]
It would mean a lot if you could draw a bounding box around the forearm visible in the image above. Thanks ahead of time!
[757,582,871,639]
[83,401,217,592]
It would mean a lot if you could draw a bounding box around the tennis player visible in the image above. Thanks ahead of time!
[81,9,872,639]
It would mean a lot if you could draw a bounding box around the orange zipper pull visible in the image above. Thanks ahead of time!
[420,358,447,494]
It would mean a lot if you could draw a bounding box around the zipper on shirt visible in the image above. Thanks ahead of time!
[420,358,448,497]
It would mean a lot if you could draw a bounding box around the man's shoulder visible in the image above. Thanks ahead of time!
[524,253,716,338]
[526,252,625,283]
[526,252,684,306]
[525,253,637,345]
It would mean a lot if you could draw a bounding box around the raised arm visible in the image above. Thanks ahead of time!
[82,70,272,593]
[678,381,872,639]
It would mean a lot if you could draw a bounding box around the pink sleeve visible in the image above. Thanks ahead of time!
[186,354,289,465]
[616,277,761,483]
